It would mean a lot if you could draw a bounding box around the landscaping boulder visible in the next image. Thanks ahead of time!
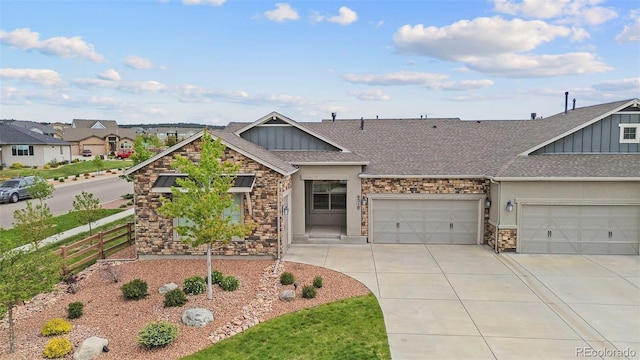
[279,290,295,302]
[73,336,108,360]
[182,308,214,327]
[158,283,178,294]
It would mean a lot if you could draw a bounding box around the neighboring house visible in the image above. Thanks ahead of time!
[8,120,59,138]
[63,119,136,156]
[124,98,640,258]
[142,127,202,143]
[0,123,72,168]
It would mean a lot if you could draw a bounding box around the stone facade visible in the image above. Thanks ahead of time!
[131,138,289,257]
[496,228,517,252]
[361,178,490,240]
[485,223,497,249]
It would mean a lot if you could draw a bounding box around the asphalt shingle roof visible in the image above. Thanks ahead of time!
[0,123,70,145]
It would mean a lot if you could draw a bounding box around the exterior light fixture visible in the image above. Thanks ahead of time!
[361,196,368,206]
[283,205,289,215]
[506,200,514,212]
[485,198,491,208]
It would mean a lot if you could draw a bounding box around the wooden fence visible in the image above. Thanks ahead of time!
[53,222,134,274]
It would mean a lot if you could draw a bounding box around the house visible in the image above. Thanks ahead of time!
[7,120,59,138]
[63,119,136,157]
[123,98,640,258]
[0,123,72,168]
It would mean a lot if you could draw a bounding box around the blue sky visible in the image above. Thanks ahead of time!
[1,0,639,125]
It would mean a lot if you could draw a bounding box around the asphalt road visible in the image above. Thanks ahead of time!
[0,174,133,229]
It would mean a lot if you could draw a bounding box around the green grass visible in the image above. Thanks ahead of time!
[181,293,391,360]
[0,160,131,180]
[0,209,124,248]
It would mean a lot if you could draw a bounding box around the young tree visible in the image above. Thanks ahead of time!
[92,154,104,174]
[158,131,254,300]
[131,134,154,165]
[71,191,103,235]
[27,176,54,203]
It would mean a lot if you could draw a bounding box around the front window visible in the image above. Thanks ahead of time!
[11,145,34,156]
[174,193,244,240]
[619,124,640,144]
[312,180,346,210]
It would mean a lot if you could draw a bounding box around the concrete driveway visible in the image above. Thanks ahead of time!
[284,244,639,360]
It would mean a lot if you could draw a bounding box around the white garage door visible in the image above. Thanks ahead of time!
[520,205,640,255]
[371,199,479,244]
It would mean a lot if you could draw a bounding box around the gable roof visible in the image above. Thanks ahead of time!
[72,119,119,129]
[0,123,70,146]
[9,120,57,136]
[123,129,298,177]
[232,111,351,153]
[63,127,137,142]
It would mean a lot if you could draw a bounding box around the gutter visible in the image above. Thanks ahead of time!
[491,176,640,181]
[359,174,487,179]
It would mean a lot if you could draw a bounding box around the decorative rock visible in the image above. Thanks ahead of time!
[279,290,295,302]
[73,336,109,360]
[158,283,178,294]
[182,308,214,327]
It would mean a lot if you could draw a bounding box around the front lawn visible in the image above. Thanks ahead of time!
[181,293,391,360]
[0,160,131,180]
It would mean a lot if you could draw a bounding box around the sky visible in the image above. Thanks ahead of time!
[1,0,639,126]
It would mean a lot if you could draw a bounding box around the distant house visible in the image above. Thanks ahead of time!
[63,119,136,156]
[142,127,202,143]
[124,98,640,258]
[8,120,59,138]
[0,123,71,167]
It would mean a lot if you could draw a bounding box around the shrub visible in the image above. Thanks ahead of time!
[302,285,317,299]
[280,272,295,285]
[138,321,179,348]
[48,158,59,168]
[163,288,187,307]
[41,318,72,336]
[42,337,72,358]
[313,276,323,289]
[121,278,148,300]
[220,275,239,292]
[59,178,64,182]
[66,302,84,319]
[44,164,52,170]
[10,162,23,169]
[183,276,206,295]
[208,269,224,285]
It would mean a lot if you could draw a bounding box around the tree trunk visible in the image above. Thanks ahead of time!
[8,304,15,354]
[206,243,213,300]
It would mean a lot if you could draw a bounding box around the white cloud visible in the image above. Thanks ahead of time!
[125,55,157,70]
[0,28,104,62]
[175,84,249,103]
[343,71,449,86]
[493,0,617,25]
[615,11,640,43]
[592,78,640,91]
[264,3,299,22]
[0,68,64,87]
[570,26,590,41]
[73,75,168,94]
[327,7,358,25]
[349,89,390,101]
[142,107,168,115]
[99,69,121,81]
[393,17,570,60]
[464,52,610,77]
[119,81,167,93]
[439,80,495,91]
[182,0,226,6]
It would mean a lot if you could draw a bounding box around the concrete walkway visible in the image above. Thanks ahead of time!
[284,244,640,360]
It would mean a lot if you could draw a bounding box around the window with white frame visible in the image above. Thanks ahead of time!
[619,124,640,144]
[173,193,244,241]
[312,180,346,210]
[11,145,34,156]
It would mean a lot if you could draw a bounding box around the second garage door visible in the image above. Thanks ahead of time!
[520,205,640,255]
[371,199,479,244]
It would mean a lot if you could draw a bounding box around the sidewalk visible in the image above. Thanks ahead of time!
[13,208,134,253]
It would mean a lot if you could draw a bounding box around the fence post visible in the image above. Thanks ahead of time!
[128,221,133,245]
[60,246,68,275]
[98,232,105,259]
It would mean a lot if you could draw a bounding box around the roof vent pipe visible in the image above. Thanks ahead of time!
[572,98,576,111]
[420,115,423,119]
[331,112,336,122]
[360,117,364,130]
[531,112,536,120]
[564,91,569,114]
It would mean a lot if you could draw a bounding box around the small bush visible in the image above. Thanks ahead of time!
[138,321,179,348]
[280,272,295,285]
[121,278,148,300]
[313,276,323,288]
[59,178,64,182]
[10,162,23,169]
[66,302,84,319]
[163,288,187,307]
[220,275,239,292]
[42,337,72,358]
[41,318,72,336]
[183,276,206,295]
[302,285,317,299]
[208,269,224,285]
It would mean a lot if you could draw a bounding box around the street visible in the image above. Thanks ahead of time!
[0,174,133,229]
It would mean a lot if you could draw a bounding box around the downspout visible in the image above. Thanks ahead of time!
[274,178,282,274]
[489,177,501,254]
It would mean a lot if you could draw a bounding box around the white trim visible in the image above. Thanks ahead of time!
[619,124,640,144]
[519,99,640,156]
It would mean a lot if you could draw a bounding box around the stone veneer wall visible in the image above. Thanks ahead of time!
[361,178,490,240]
[496,229,517,252]
[132,138,288,257]
[486,223,497,249]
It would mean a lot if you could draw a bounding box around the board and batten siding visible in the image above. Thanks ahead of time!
[533,113,640,154]
[240,125,340,151]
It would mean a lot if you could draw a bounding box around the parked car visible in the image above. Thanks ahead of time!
[116,149,133,159]
[0,176,35,203]
[82,149,93,157]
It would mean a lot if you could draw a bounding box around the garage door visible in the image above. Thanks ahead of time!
[371,199,479,244]
[520,205,640,255]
